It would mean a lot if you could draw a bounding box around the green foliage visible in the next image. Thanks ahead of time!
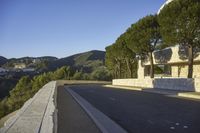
[0,78,17,99]
[48,50,105,73]
[127,15,161,54]
[158,0,200,78]
[91,67,112,81]
[54,66,72,80]
[158,0,200,47]
[72,71,84,80]
[0,65,75,119]
[105,32,138,79]
[0,76,32,114]
[126,15,161,78]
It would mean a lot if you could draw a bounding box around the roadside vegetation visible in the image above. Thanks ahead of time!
[105,0,200,79]
[0,0,199,121]
[0,66,111,119]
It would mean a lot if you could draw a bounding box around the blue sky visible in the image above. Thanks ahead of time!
[0,0,165,58]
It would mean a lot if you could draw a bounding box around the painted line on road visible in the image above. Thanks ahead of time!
[66,87,127,133]
[103,85,142,91]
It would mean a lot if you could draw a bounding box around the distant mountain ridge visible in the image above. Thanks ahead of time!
[0,56,8,66]
[48,50,105,72]
[8,56,58,61]
[0,50,106,73]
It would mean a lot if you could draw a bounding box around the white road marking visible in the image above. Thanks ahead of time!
[170,127,175,130]
[183,126,188,129]
[109,97,116,101]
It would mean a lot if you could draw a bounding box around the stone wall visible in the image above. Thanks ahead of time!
[113,78,153,88]
[171,64,200,78]
[113,78,200,92]
[195,78,200,92]
[144,46,200,65]
[153,78,195,91]
[137,60,145,79]
[0,81,57,133]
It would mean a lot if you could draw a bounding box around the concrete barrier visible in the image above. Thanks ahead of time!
[0,80,111,133]
[113,78,200,92]
[113,78,153,88]
[56,80,111,86]
[0,81,57,133]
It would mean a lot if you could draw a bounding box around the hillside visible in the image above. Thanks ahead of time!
[8,56,58,63]
[2,56,57,68]
[48,50,105,73]
[0,56,7,66]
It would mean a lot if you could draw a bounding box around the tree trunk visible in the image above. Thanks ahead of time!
[125,58,132,78]
[118,61,122,78]
[187,46,193,78]
[149,52,154,78]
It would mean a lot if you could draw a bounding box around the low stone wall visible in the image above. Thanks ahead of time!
[195,78,200,92]
[56,80,111,86]
[0,80,111,133]
[153,78,195,91]
[113,78,200,92]
[0,81,57,133]
[113,78,153,88]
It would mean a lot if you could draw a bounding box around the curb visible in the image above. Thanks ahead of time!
[104,85,142,91]
[178,92,200,100]
[66,87,127,133]
[105,85,200,100]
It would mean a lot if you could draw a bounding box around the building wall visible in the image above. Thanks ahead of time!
[113,78,200,92]
[14,63,26,69]
[144,46,200,65]
[171,64,200,78]
[140,45,200,78]
[137,60,145,79]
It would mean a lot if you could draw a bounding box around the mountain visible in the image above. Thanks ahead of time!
[8,56,58,62]
[48,50,105,72]
[0,56,8,66]
[1,50,105,73]
[2,56,58,69]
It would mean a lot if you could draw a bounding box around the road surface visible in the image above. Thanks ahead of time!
[69,84,200,133]
[57,86,101,133]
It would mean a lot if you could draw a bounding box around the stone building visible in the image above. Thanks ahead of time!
[14,63,26,69]
[113,0,200,92]
[138,45,200,79]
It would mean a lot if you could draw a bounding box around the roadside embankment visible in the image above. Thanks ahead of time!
[0,81,57,133]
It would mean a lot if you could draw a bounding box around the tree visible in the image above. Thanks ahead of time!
[158,0,200,78]
[115,33,137,78]
[7,76,32,110]
[105,38,137,79]
[72,71,83,80]
[127,15,161,78]
[54,66,72,80]
[105,45,114,78]
[91,66,111,81]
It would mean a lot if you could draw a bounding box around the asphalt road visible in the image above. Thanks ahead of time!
[70,85,200,133]
[57,86,101,133]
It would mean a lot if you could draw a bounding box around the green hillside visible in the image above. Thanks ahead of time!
[48,50,105,73]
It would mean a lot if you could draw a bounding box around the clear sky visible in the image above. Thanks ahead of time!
[0,0,166,59]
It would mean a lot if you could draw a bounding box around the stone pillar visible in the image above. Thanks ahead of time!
[137,60,145,79]
[171,66,178,77]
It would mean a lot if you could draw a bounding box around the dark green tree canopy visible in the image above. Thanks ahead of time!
[158,0,200,78]
[127,15,161,54]
[158,0,200,48]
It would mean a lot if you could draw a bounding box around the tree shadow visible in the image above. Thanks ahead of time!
[153,78,195,91]
[178,45,200,60]
[154,48,173,64]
